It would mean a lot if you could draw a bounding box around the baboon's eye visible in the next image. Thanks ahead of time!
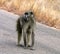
[25,12,28,15]
[30,12,33,15]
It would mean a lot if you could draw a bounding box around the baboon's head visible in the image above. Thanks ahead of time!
[24,11,34,22]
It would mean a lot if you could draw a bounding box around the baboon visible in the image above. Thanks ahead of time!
[16,11,36,49]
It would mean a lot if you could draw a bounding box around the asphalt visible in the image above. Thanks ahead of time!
[0,9,60,54]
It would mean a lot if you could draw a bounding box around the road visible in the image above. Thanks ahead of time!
[0,9,60,54]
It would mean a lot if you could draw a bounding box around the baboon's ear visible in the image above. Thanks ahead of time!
[30,12,33,15]
[24,12,28,15]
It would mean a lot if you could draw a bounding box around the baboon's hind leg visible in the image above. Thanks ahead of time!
[17,31,22,45]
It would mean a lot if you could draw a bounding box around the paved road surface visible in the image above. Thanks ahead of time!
[0,9,60,54]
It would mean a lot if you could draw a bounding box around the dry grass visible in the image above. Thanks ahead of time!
[0,0,60,29]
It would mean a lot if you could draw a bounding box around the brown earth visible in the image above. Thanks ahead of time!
[0,0,60,29]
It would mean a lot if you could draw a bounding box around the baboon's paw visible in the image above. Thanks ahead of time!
[16,44,20,46]
[17,44,24,47]
[24,46,35,50]
[29,47,35,50]
[20,44,24,47]
[24,46,28,49]
[28,45,31,47]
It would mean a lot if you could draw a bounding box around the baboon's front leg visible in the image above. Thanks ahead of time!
[31,31,35,47]
[27,30,31,47]
[27,29,35,50]
[23,28,27,48]
[27,30,35,47]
